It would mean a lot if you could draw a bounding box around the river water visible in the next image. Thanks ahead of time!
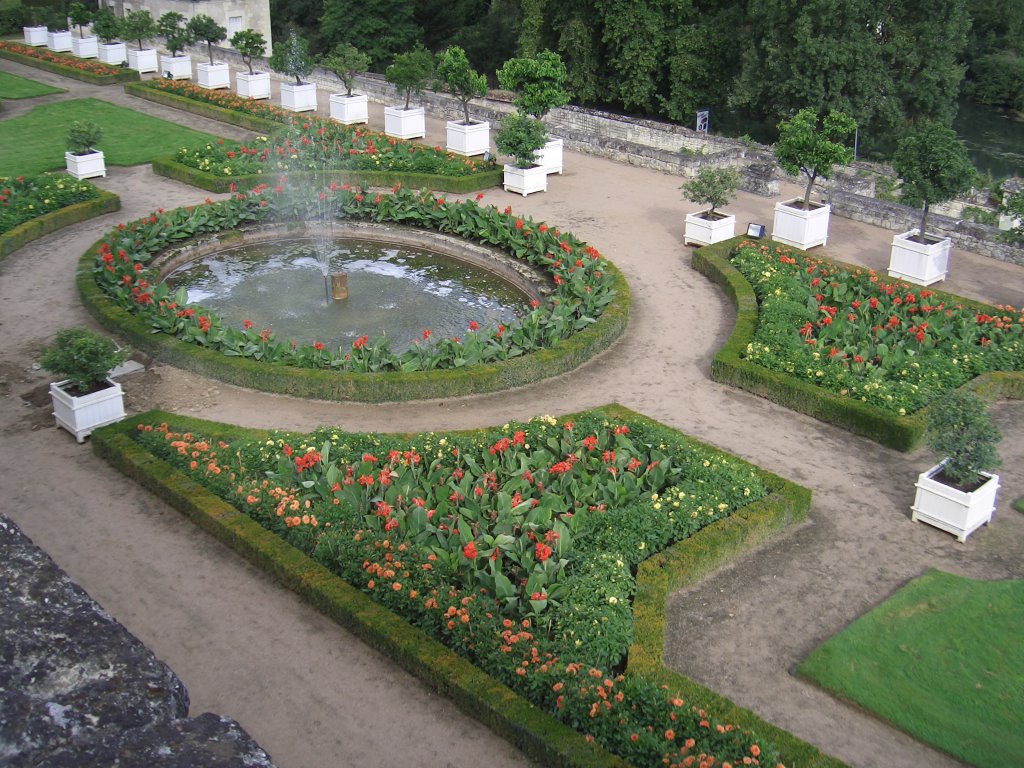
[952,98,1024,180]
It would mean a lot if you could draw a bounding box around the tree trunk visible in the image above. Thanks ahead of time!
[919,201,930,239]
[462,99,470,124]
[803,171,816,207]
[207,41,213,65]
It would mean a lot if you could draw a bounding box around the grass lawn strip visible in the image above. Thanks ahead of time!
[0,97,229,177]
[798,570,1023,768]
[0,70,64,99]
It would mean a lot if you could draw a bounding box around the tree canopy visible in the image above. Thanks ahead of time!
[775,108,857,206]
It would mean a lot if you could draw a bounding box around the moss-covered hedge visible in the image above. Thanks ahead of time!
[1,189,120,261]
[0,46,139,85]
[123,81,282,134]
[692,238,1024,452]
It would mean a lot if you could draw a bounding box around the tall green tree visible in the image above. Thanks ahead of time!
[548,1,602,104]
[320,0,420,71]
[594,0,666,111]
[775,107,857,206]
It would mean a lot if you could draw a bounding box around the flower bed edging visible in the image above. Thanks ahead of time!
[124,81,283,134]
[0,42,139,85]
[1,189,120,262]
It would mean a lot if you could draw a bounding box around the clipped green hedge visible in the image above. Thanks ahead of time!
[123,81,282,134]
[692,238,1024,451]
[0,46,139,85]
[1,189,120,261]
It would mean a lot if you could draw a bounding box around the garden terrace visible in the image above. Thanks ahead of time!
[0,41,139,84]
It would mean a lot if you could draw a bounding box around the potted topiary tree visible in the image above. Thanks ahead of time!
[122,9,159,73]
[384,47,434,139]
[887,121,977,286]
[681,166,742,246]
[230,29,270,100]
[772,107,856,249]
[269,31,317,112]
[68,2,98,59]
[322,43,371,124]
[158,11,194,79]
[911,389,1002,542]
[495,113,548,196]
[64,120,105,180]
[92,10,126,66]
[40,328,129,443]
[46,11,72,53]
[497,51,571,174]
[188,14,229,89]
[434,45,490,156]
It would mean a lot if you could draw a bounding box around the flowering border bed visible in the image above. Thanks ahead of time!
[91,405,839,768]
[0,41,139,85]
[78,184,629,402]
[693,238,1024,451]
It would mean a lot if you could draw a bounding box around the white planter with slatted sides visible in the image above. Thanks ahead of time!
[50,379,125,443]
[71,35,98,58]
[280,82,317,112]
[97,42,127,65]
[24,26,48,46]
[537,137,563,175]
[160,54,192,80]
[329,93,368,124]
[911,461,1000,542]
[128,48,158,73]
[47,30,72,52]
[887,230,951,286]
[236,71,271,100]
[384,106,425,139]
[771,198,831,249]
[684,211,736,246]
[197,62,230,89]
[502,164,547,197]
[446,120,490,156]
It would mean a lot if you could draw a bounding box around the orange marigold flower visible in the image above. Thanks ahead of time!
[665,729,675,741]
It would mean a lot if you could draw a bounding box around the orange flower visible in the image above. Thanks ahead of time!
[665,729,675,741]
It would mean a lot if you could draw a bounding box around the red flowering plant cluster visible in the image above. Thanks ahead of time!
[92,183,618,374]
[731,241,1024,414]
[0,174,100,235]
[139,77,299,125]
[0,40,126,76]
[133,411,777,767]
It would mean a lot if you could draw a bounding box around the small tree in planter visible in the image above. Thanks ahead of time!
[681,166,742,245]
[67,2,92,37]
[269,31,317,112]
[91,10,122,44]
[434,45,489,155]
[384,47,434,139]
[495,113,548,196]
[64,120,105,179]
[157,12,193,55]
[187,14,227,65]
[322,43,371,124]
[231,29,267,76]
[122,9,157,51]
[497,50,571,174]
[67,1,97,58]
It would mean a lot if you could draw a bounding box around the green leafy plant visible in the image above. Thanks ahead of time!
[1000,187,1024,245]
[121,9,157,51]
[156,12,192,57]
[67,2,92,38]
[494,113,547,169]
[774,107,856,207]
[66,120,102,155]
[433,45,487,124]
[268,30,314,85]
[385,47,434,110]
[496,50,571,119]
[90,10,122,45]
[892,121,976,240]
[186,14,227,66]
[681,166,741,216]
[924,389,1001,487]
[320,43,370,97]
[39,327,128,394]
[229,29,266,76]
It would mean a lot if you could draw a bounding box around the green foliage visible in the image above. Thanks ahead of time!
[229,29,266,76]
[966,52,1024,110]
[157,12,192,57]
[0,173,108,241]
[320,43,369,96]
[39,327,128,393]
[66,120,101,155]
[385,47,434,110]
[433,45,487,124]
[269,30,314,85]
[320,0,420,71]
[680,166,741,215]
[121,9,157,51]
[494,113,547,168]
[1000,188,1024,244]
[892,121,976,237]
[924,389,1001,484]
[774,107,856,205]
[497,50,570,119]
[594,0,663,112]
[186,14,227,65]
[90,9,122,44]
[67,1,91,36]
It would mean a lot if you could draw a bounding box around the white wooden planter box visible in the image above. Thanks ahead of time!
[280,82,318,112]
[24,26,49,46]
[160,54,192,80]
[47,30,72,52]
[503,164,547,197]
[446,120,490,156]
[771,199,831,249]
[537,137,563,175]
[236,71,271,100]
[65,150,106,180]
[887,230,951,286]
[197,62,230,90]
[128,48,159,74]
[97,42,127,65]
[71,35,98,58]
[50,379,126,443]
[384,106,425,139]
[911,461,1000,542]
[684,211,736,246]
[329,93,368,124]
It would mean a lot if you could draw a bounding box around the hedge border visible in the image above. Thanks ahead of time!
[692,237,1024,452]
[123,81,282,134]
[0,46,140,85]
[91,404,832,768]
[1,188,120,262]
[77,223,630,403]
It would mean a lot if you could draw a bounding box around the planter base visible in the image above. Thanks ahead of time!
[502,164,547,197]
[50,379,126,443]
[197,62,230,90]
[684,211,736,246]
[887,230,951,286]
[911,462,1000,542]
[384,106,425,140]
[24,26,48,46]
[71,35,98,59]
[236,72,271,100]
[160,54,192,80]
[97,42,127,65]
[280,82,318,113]
[128,48,159,74]
[329,93,368,124]
[771,199,830,249]
[446,120,490,157]
[65,150,106,180]
[538,137,563,175]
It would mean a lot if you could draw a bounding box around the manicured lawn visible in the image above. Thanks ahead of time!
[0,70,64,99]
[0,97,226,176]
[798,570,1024,768]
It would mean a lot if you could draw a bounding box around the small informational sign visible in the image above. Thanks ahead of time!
[696,110,709,133]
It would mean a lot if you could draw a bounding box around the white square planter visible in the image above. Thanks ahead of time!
[197,62,230,90]
[684,211,737,246]
[503,164,547,197]
[329,93,369,124]
[24,26,49,46]
[97,42,127,65]
[384,106,425,140]
[71,35,98,58]
[280,82,318,112]
[128,48,159,74]
[65,150,106,180]
[771,199,831,249]
[47,30,72,52]
[236,71,271,100]
[49,379,126,443]
[537,137,563,175]
[887,230,951,286]
[160,54,192,80]
[446,120,490,156]
[911,461,1000,542]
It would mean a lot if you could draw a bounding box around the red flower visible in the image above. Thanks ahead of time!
[535,542,552,562]
[462,541,478,559]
